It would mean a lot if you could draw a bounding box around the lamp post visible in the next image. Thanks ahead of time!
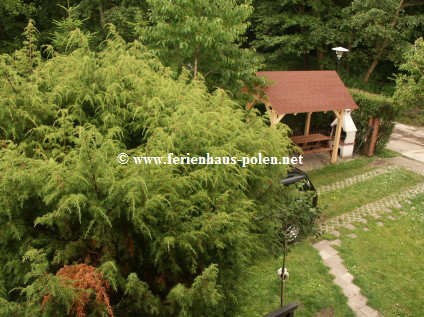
[332,46,349,74]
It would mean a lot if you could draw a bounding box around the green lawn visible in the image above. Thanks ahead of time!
[307,157,377,188]
[235,243,354,317]
[335,193,424,316]
[238,156,424,317]
[318,168,424,220]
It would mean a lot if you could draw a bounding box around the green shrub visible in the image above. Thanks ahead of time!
[349,88,399,152]
[0,22,320,316]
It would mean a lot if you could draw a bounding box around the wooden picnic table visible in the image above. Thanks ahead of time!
[289,133,332,154]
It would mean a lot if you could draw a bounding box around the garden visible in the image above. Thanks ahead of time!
[0,1,423,316]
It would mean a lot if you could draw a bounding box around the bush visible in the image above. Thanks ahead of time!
[349,88,399,152]
[0,23,317,316]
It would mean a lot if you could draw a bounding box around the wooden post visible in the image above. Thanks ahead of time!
[304,112,312,135]
[331,110,343,164]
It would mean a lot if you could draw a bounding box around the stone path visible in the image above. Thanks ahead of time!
[312,156,424,316]
[313,240,384,317]
[388,156,424,176]
[318,182,424,233]
[317,166,397,194]
[387,122,424,163]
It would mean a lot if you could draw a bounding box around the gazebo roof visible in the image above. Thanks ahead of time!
[256,70,358,114]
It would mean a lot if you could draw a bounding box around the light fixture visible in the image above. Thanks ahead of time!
[332,47,349,59]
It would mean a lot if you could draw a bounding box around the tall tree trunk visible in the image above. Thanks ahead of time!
[98,1,105,28]
[363,59,380,83]
[362,0,404,83]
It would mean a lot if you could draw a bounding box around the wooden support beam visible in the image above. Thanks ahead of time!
[304,112,312,136]
[275,113,285,124]
[246,101,255,112]
[333,109,342,120]
[331,110,344,164]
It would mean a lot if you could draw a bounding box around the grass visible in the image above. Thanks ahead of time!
[238,156,424,316]
[318,168,424,220]
[307,157,377,188]
[335,193,424,316]
[375,148,398,158]
[235,242,354,317]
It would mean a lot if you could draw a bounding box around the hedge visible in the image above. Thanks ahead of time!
[349,88,399,153]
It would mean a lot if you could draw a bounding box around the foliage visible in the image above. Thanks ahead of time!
[0,22,312,316]
[394,37,424,117]
[142,0,262,92]
[344,0,424,83]
[42,264,114,317]
[251,0,347,70]
[349,88,399,152]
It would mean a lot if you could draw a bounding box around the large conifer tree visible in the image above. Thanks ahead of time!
[0,22,316,316]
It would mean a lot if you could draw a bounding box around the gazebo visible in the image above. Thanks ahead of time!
[246,70,358,163]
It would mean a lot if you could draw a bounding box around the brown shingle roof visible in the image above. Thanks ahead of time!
[256,70,358,114]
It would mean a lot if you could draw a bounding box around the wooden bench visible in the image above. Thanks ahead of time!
[290,133,332,154]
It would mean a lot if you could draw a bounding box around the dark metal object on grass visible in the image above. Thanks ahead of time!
[263,302,298,317]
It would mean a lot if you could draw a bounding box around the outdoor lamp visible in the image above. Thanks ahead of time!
[332,47,349,59]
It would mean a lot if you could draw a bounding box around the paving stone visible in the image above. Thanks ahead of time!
[317,166,397,194]
[345,224,356,230]
[323,254,343,267]
[358,218,367,223]
[359,305,380,317]
[387,216,396,220]
[340,272,354,283]
[376,222,384,227]
[330,230,341,237]
[318,182,424,234]
[348,233,358,238]
[318,250,332,261]
[320,245,338,257]
[343,283,361,297]
[372,214,381,219]
[312,240,330,250]
[330,264,348,277]
[329,239,342,246]
[347,294,367,310]
[363,227,370,232]
[383,208,392,213]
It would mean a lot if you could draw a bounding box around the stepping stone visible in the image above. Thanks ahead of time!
[372,214,381,219]
[330,264,348,277]
[330,230,341,237]
[359,305,380,317]
[340,272,354,283]
[348,233,358,238]
[363,227,370,232]
[376,222,384,227]
[348,293,367,310]
[383,208,392,213]
[393,204,402,209]
[329,239,342,246]
[313,240,330,250]
[387,216,396,220]
[358,218,367,223]
[345,224,356,230]
[324,254,343,267]
[400,211,407,215]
